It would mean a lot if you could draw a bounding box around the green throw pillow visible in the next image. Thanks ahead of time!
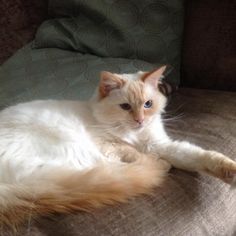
[34,0,184,86]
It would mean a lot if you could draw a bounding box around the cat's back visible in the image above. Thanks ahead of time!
[0,100,93,126]
[0,99,96,149]
[0,100,104,181]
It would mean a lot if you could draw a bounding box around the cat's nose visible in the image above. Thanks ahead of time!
[134,118,144,125]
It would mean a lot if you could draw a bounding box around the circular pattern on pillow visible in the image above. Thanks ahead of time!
[132,60,156,72]
[107,0,139,30]
[27,73,69,98]
[141,2,170,34]
[55,60,88,80]
[105,30,135,58]
[171,11,184,36]
[84,63,120,81]
[136,35,166,62]
[75,23,107,51]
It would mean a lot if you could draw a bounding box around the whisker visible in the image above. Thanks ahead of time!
[162,114,185,122]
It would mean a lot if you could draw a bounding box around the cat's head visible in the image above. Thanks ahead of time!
[92,66,167,131]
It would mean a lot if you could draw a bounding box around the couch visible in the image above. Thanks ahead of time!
[0,0,236,235]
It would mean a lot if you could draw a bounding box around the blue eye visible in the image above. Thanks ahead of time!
[120,103,131,110]
[144,100,152,108]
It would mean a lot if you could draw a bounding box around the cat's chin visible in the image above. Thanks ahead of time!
[116,124,144,133]
[131,124,145,131]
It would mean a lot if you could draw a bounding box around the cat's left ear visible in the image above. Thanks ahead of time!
[141,66,167,88]
[99,71,125,98]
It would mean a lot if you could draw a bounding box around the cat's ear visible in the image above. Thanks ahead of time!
[141,66,167,88]
[99,71,125,98]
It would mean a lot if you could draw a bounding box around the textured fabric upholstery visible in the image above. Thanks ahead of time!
[34,0,184,86]
[1,88,236,236]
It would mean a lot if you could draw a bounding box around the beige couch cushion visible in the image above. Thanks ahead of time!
[3,88,236,236]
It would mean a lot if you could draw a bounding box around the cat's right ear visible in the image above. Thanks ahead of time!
[99,71,125,98]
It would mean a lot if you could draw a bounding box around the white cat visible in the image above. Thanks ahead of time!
[0,66,235,226]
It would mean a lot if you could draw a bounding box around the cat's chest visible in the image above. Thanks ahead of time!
[93,131,144,151]
[121,132,140,146]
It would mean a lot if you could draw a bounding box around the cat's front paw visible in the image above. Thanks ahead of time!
[155,158,172,173]
[203,151,236,184]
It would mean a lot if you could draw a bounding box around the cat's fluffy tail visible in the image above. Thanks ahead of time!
[0,156,169,227]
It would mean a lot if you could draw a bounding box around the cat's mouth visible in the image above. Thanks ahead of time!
[131,119,153,130]
[120,121,146,131]
[132,123,145,130]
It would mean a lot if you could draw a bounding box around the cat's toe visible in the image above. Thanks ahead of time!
[205,151,236,184]
[220,166,236,184]
[157,159,172,172]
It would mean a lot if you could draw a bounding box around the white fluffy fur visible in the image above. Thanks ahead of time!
[0,71,163,183]
[0,69,236,225]
[0,71,235,183]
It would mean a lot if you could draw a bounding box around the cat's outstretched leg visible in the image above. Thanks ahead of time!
[154,140,236,184]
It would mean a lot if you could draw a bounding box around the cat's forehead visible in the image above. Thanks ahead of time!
[115,71,145,81]
[123,79,154,105]
[126,81,146,104]
[110,71,155,103]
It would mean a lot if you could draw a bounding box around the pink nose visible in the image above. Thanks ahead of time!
[134,118,144,125]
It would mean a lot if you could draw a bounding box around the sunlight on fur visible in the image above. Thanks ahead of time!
[0,66,236,229]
